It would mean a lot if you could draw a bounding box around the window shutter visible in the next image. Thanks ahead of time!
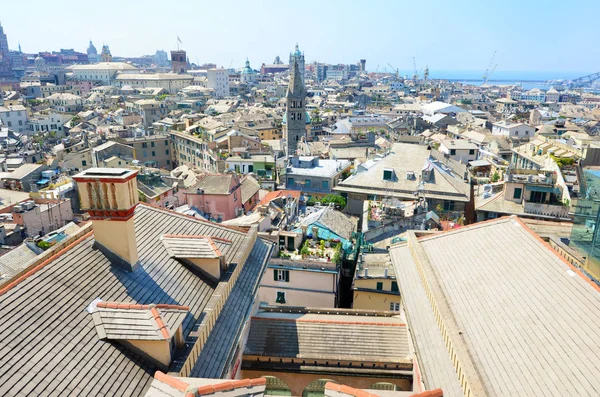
[285,270,289,282]
[273,269,278,281]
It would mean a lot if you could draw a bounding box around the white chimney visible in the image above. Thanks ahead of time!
[73,168,140,271]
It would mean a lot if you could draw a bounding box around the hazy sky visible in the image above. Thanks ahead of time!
[1,0,597,78]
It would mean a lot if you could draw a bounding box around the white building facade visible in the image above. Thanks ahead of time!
[207,68,229,98]
[0,104,27,133]
[492,121,535,138]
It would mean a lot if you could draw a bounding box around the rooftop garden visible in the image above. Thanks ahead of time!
[279,238,342,264]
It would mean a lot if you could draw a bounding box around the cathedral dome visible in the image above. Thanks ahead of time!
[241,59,254,75]
[87,40,97,55]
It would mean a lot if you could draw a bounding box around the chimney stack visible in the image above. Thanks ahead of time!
[73,168,140,271]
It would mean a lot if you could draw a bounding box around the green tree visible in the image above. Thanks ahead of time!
[320,194,347,209]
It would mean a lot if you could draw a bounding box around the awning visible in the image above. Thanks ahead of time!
[526,185,559,194]
[36,178,50,185]
[468,159,491,167]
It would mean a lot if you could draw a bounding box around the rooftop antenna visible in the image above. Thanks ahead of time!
[176,35,182,51]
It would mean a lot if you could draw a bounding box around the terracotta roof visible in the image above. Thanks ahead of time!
[152,371,266,397]
[409,389,443,397]
[325,383,379,397]
[259,189,301,206]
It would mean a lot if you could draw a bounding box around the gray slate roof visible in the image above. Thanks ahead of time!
[0,204,271,397]
[240,175,260,204]
[92,306,188,341]
[0,243,40,281]
[300,207,357,241]
[161,235,229,259]
[190,237,273,378]
[391,217,600,397]
[243,311,409,363]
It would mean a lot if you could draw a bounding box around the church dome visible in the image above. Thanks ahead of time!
[293,44,302,57]
[34,55,45,67]
[87,40,97,55]
[241,59,255,75]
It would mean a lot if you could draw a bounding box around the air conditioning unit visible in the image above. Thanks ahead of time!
[13,205,23,213]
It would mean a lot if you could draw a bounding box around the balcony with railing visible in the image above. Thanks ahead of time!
[523,202,570,219]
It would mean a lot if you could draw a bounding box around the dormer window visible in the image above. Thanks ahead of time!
[383,168,394,181]
[90,301,189,370]
[161,234,231,281]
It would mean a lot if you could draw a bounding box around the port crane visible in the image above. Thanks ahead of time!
[387,63,399,77]
[482,50,498,84]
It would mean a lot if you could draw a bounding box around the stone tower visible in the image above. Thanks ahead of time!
[289,43,305,86]
[100,45,112,62]
[285,58,306,157]
[171,50,188,74]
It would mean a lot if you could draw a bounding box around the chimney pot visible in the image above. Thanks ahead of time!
[73,168,140,271]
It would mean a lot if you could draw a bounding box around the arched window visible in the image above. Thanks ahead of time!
[303,379,337,397]
[263,376,292,396]
[369,382,400,391]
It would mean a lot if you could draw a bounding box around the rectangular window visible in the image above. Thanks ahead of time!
[391,281,399,292]
[151,141,155,147]
[450,149,456,155]
[443,201,455,211]
[233,192,237,201]
[389,302,400,311]
[166,149,169,155]
[276,291,286,304]
[142,142,147,148]
[513,187,522,200]
[143,151,148,158]
[376,282,383,291]
[322,180,329,189]
[304,179,311,188]
[288,177,295,186]
[469,149,475,155]
[166,160,170,165]
[273,269,290,282]
[82,160,87,167]
[152,151,156,156]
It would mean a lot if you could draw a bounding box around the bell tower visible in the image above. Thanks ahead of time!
[285,59,306,157]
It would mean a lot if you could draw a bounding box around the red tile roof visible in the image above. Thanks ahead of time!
[153,371,266,397]
[259,189,301,206]
[325,383,379,397]
[325,382,443,397]
[409,389,443,397]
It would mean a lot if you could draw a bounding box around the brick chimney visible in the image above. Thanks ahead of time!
[73,168,140,271]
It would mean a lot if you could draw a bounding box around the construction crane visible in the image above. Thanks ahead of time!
[482,50,497,85]
[375,64,380,73]
[387,63,399,77]
[412,57,418,83]
[228,60,233,69]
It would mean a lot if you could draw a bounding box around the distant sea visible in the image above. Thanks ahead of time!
[388,69,589,90]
